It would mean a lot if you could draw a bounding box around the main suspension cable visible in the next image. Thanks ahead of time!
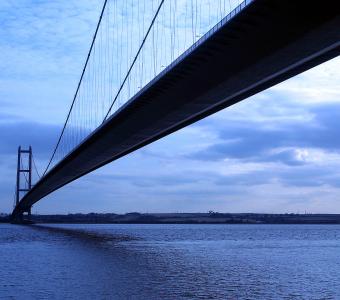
[103,0,165,122]
[42,0,109,177]
[32,153,41,180]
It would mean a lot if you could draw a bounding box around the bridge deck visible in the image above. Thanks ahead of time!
[13,0,340,217]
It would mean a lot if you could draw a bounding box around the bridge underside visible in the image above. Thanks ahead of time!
[13,0,340,217]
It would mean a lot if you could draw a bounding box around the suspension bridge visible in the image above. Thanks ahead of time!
[11,0,340,222]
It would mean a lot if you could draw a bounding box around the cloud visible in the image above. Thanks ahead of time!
[0,121,60,157]
[0,0,103,126]
[189,102,340,166]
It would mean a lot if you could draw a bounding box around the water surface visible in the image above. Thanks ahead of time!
[1,224,340,299]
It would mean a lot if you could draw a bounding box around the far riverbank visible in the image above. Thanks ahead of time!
[2,212,340,224]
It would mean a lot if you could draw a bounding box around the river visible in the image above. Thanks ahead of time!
[1,224,340,299]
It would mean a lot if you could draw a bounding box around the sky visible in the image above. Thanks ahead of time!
[0,0,340,214]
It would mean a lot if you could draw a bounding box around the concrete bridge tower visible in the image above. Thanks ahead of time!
[14,146,33,222]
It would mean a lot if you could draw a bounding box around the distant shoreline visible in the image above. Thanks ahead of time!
[2,212,340,224]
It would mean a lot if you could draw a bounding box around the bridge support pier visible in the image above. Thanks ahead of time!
[11,208,33,224]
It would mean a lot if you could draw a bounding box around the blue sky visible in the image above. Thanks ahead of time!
[1,0,340,214]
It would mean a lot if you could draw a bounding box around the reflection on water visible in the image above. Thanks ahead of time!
[1,224,340,299]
